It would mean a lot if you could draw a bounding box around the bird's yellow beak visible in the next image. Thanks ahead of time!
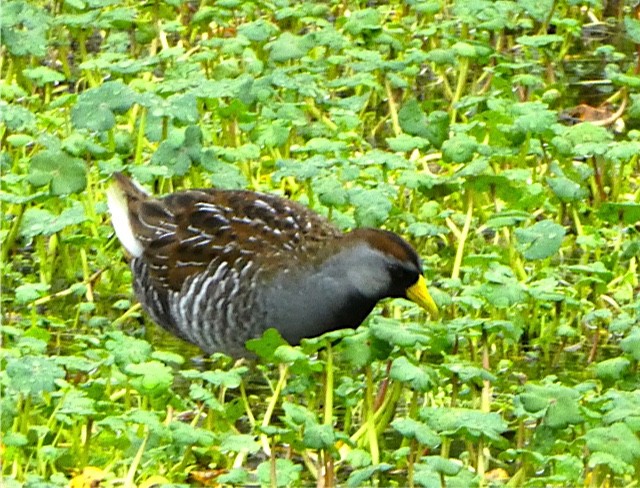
[406,275,438,317]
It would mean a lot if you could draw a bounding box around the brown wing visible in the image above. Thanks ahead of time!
[126,187,341,291]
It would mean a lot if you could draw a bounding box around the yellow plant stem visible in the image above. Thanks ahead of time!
[260,364,289,455]
[445,217,463,241]
[124,427,149,488]
[324,343,334,426]
[80,248,94,302]
[83,171,100,239]
[477,439,486,482]
[240,381,256,428]
[45,233,58,284]
[365,366,379,465]
[451,191,474,281]
[343,380,401,458]
[305,98,337,131]
[384,79,401,136]
[450,23,469,122]
[134,107,147,166]
[323,347,336,487]
[112,303,142,327]
[480,340,491,479]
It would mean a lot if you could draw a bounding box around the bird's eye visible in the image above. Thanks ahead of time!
[388,263,418,284]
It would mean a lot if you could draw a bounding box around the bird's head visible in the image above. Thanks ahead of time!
[341,228,438,317]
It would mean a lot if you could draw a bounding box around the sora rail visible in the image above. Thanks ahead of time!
[107,172,437,356]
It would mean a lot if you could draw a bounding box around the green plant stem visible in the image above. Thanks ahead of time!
[46,233,58,284]
[439,67,455,101]
[539,0,557,35]
[305,179,316,209]
[82,171,100,240]
[135,108,147,166]
[477,439,486,484]
[408,438,416,488]
[36,237,47,285]
[507,230,528,282]
[14,56,32,91]
[57,46,72,79]
[82,418,94,467]
[1,203,25,263]
[450,375,459,407]
[374,381,402,437]
[0,51,7,82]
[162,116,169,141]
[270,446,278,487]
[300,451,319,480]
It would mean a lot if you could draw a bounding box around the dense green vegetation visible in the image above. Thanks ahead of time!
[3,0,640,486]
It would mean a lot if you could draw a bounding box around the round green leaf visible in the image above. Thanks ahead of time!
[594,357,631,381]
[392,418,440,448]
[126,360,174,396]
[267,32,308,62]
[6,356,65,397]
[546,177,588,202]
[28,150,87,195]
[303,423,335,450]
[585,423,640,465]
[515,220,565,260]
[442,134,478,163]
[257,458,301,487]
[390,357,435,392]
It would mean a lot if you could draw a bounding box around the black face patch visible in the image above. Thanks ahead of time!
[386,261,421,298]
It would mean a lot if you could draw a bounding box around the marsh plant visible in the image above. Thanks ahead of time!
[2,0,640,486]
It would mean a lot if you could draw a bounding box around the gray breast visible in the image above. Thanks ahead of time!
[260,244,389,345]
[261,270,352,345]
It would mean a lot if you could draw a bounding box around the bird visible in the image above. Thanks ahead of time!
[106,172,438,357]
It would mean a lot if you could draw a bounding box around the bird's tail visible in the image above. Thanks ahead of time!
[106,172,148,257]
